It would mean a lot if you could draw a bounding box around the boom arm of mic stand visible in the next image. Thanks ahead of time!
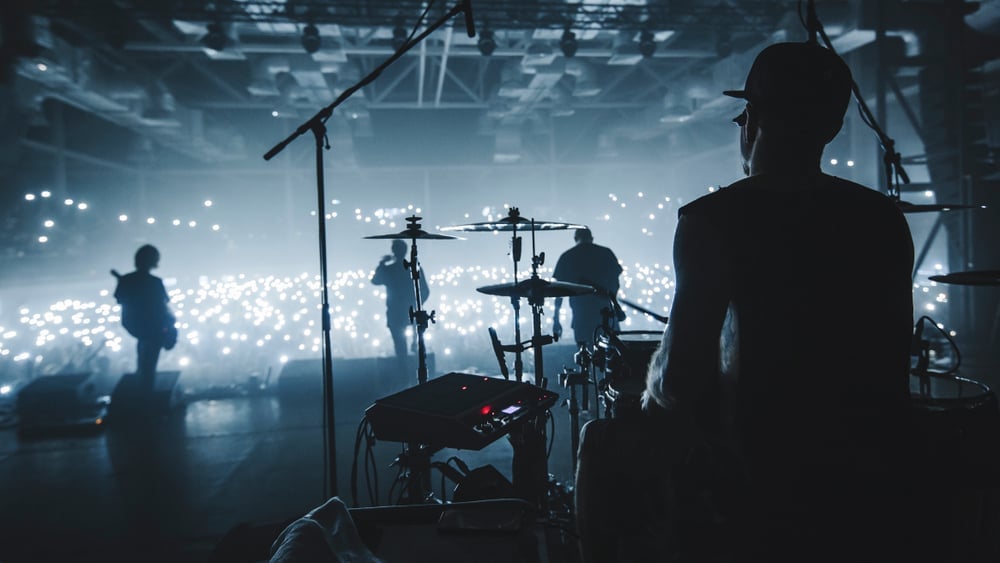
[262,0,469,161]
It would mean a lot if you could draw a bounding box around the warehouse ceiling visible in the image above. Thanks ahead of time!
[2,0,998,169]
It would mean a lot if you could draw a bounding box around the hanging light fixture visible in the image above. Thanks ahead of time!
[301,24,321,54]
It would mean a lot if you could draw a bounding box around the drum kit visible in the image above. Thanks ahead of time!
[364,207,660,489]
[360,200,998,498]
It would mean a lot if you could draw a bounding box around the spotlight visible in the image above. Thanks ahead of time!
[638,30,656,58]
[478,29,496,56]
[559,29,578,58]
[301,24,321,54]
[392,26,408,51]
[202,22,227,52]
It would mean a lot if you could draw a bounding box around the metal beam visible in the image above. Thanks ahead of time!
[20,139,137,173]
[435,27,453,107]
[124,42,716,59]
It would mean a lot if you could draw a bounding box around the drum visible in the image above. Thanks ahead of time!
[909,372,1000,483]
[601,331,661,418]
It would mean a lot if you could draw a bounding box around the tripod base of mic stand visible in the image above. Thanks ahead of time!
[391,443,442,505]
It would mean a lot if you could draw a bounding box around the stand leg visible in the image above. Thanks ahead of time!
[569,384,580,474]
[510,417,549,510]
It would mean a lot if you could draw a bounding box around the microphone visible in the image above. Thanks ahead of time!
[805,0,819,45]
[488,327,509,380]
[462,0,476,38]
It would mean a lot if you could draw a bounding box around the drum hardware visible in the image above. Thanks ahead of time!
[365,215,457,385]
[452,207,588,510]
[559,366,592,475]
[896,201,987,214]
[619,298,669,325]
[365,216,459,503]
[594,330,662,420]
[928,270,1000,287]
[445,207,587,384]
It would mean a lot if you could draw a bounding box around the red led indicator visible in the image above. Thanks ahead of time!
[480,405,492,416]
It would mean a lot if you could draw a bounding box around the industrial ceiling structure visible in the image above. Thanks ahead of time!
[7,0,982,169]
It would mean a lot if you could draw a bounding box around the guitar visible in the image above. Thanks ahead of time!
[111,269,178,350]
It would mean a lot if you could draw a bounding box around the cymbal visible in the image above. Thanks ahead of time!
[477,278,596,299]
[929,270,1000,286]
[364,228,459,240]
[441,217,586,233]
[896,201,987,213]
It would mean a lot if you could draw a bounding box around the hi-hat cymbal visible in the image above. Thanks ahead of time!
[896,201,987,213]
[441,217,586,233]
[364,228,459,240]
[477,278,596,299]
[929,270,1000,286]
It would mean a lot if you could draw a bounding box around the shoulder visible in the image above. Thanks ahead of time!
[678,181,748,218]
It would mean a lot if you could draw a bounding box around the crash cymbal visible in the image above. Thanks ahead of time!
[364,228,458,240]
[441,218,586,233]
[896,200,987,213]
[929,270,1000,286]
[477,278,596,299]
[365,214,462,240]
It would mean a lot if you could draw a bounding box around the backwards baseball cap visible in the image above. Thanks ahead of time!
[724,42,852,126]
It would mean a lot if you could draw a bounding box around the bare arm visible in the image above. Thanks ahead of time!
[644,213,732,415]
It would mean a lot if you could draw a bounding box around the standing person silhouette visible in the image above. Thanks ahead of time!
[371,239,429,361]
[552,227,624,349]
[627,42,924,561]
[113,244,176,394]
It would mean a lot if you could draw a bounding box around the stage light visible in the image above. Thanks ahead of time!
[478,29,496,56]
[560,29,578,58]
[638,30,656,58]
[301,24,321,54]
[202,22,228,52]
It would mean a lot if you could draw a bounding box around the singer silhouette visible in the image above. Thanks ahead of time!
[371,240,429,361]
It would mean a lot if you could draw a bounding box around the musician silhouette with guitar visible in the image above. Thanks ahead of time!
[112,245,177,395]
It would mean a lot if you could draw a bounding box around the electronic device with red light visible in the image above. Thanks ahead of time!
[364,372,558,450]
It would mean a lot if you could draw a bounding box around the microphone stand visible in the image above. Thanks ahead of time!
[261,1,472,500]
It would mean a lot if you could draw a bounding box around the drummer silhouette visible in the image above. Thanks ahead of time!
[371,240,429,360]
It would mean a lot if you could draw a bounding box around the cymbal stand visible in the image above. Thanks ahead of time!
[507,208,525,382]
[404,216,435,386]
[401,216,436,503]
[526,220,555,389]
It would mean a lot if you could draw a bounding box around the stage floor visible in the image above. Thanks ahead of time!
[2,355,999,562]
[0,357,586,563]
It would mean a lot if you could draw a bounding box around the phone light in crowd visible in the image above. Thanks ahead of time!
[36,63,47,72]
[204,200,213,207]
[147,217,156,224]
[212,224,220,231]
[830,158,838,165]
[77,202,88,210]
[271,110,279,117]
[38,236,48,243]
[173,219,181,226]
[41,191,51,198]
[189,220,197,227]
[43,220,54,228]
[64,198,74,206]
[25,193,35,201]
[119,214,128,222]
[846,160,855,167]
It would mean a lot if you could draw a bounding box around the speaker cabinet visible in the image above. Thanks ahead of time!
[109,371,184,419]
